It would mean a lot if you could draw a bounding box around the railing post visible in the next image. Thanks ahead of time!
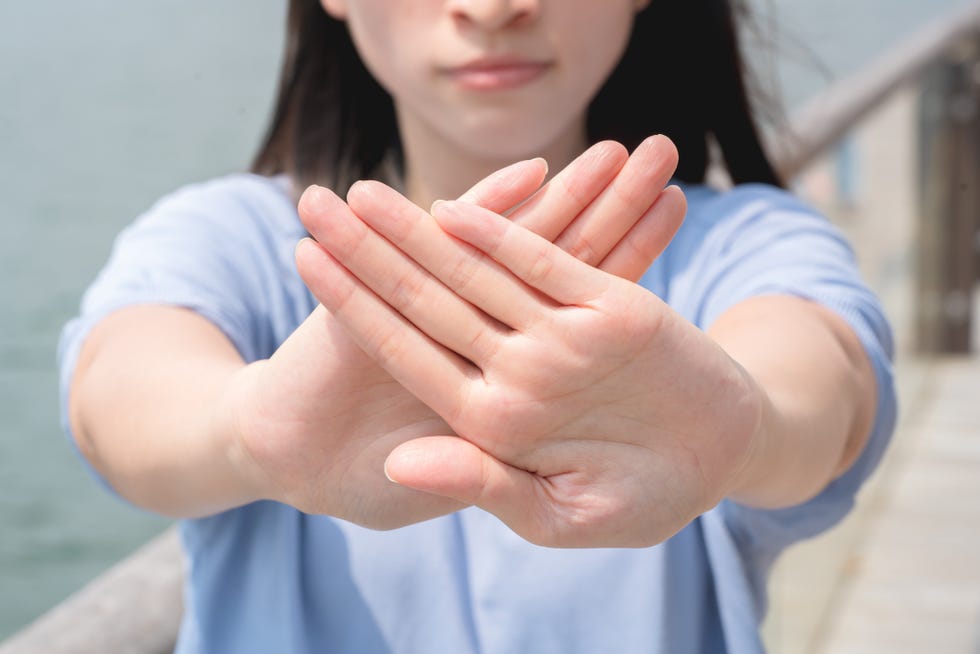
[916,32,980,353]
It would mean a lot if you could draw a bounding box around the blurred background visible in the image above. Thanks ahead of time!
[1,2,284,637]
[1,0,978,650]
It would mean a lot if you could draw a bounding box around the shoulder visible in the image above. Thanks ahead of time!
[679,182,829,239]
[648,182,873,331]
[137,173,302,239]
[655,182,852,286]
[73,173,314,360]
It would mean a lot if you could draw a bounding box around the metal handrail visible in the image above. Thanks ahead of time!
[770,0,980,178]
[3,2,979,651]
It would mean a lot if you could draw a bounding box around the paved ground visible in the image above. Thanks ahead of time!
[764,355,980,653]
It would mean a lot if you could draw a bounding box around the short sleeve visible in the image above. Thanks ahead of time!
[654,184,897,556]
[57,174,313,496]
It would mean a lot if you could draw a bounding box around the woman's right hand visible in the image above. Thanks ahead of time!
[228,136,683,528]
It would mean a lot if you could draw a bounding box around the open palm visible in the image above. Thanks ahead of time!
[299,143,764,547]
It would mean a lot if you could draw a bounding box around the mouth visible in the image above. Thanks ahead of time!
[443,56,552,91]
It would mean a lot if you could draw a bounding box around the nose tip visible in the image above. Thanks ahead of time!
[447,0,540,32]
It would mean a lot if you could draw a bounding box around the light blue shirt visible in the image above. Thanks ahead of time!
[59,174,896,653]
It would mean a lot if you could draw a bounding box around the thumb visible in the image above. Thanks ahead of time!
[385,436,542,536]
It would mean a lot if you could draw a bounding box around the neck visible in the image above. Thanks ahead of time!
[397,114,589,211]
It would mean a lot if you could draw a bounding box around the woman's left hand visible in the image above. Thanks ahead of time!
[301,192,767,548]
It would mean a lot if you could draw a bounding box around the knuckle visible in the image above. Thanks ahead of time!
[555,169,590,206]
[386,268,426,312]
[445,253,480,293]
[466,325,502,366]
[612,174,646,212]
[369,323,405,363]
[523,246,555,286]
[563,234,599,265]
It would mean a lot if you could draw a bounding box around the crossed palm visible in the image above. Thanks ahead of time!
[234,136,758,547]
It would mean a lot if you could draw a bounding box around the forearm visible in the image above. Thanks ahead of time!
[714,295,877,508]
[69,306,265,518]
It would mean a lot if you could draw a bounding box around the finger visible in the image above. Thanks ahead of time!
[456,158,549,215]
[598,185,687,282]
[299,184,508,365]
[432,200,609,306]
[553,135,679,268]
[509,140,628,240]
[346,181,554,331]
[295,237,475,421]
[385,436,550,544]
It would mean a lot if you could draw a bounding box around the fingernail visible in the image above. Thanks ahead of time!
[299,184,324,209]
[383,461,401,485]
[295,236,313,255]
[430,199,445,213]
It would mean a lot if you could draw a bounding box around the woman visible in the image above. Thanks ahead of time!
[60,1,895,651]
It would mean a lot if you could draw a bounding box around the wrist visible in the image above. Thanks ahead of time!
[712,365,785,508]
[722,370,778,507]
[724,379,829,509]
[212,360,277,510]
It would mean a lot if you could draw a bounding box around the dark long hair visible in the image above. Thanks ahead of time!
[251,0,783,193]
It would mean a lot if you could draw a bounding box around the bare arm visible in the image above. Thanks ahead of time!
[712,295,876,508]
[68,306,261,518]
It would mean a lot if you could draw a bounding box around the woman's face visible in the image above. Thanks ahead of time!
[320,0,647,162]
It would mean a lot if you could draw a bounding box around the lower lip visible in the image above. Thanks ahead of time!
[447,63,550,91]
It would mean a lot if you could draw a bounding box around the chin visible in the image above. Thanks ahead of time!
[456,120,581,164]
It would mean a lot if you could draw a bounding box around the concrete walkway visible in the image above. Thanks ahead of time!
[764,355,980,653]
